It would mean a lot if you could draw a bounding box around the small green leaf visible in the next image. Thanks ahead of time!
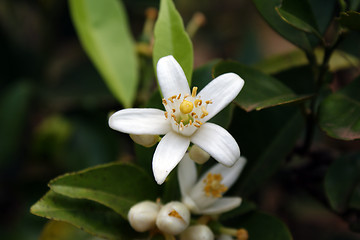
[325,153,360,212]
[31,191,141,240]
[252,0,313,52]
[49,163,158,219]
[275,0,321,37]
[230,107,304,196]
[213,61,310,112]
[222,211,293,240]
[40,220,103,240]
[318,77,360,140]
[338,11,360,31]
[153,0,193,84]
[69,0,138,107]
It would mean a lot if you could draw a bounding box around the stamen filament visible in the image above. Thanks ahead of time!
[192,87,198,97]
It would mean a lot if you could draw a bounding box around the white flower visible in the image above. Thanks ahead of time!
[156,201,191,235]
[178,153,246,215]
[109,55,244,184]
[127,200,160,232]
[180,225,214,240]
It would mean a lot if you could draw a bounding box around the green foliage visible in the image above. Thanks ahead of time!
[318,77,360,140]
[31,191,141,240]
[153,0,193,84]
[69,0,138,108]
[0,81,32,167]
[213,61,310,111]
[325,153,360,212]
[338,11,360,31]
[48,163,158,219]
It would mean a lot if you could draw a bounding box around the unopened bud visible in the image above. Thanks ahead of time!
[130,134,159,147]
[128,201,160,232]
[156,201,190,235]
[180,225,214,240]
[189,145,210,164]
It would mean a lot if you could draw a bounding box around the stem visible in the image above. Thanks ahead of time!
[219,226,238,236]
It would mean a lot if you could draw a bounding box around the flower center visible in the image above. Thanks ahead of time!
[162,87,212,133]
[203,173,228,198]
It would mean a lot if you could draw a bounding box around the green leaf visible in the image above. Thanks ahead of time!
[325,153,360,212]
[275,0,321,37]
[230,107,304,196]
[40,220,103,240]
[69,0,138,107]
[213,61,310,112]
[31,191,141,240]
[0,81,32,168]
[222,211,293,240]
[318,77,360,140]
[219,200,257,222]
[153,0,193,84]
[338,11,360,31]
[49,163,158,219]
[252,0,313,52]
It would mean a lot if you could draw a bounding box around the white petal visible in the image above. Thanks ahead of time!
[198,73,244,122]
[178,153,198,197]
[190,123,240,167]
[200,197,242,215]
[153,131,190,184]
[157,56,190,99]
[109,108,171,135]
[199,157,246,189]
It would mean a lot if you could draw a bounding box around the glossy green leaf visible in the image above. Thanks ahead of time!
[213,61,310,112]
[230,107,304,196]
[40,220,103,240]
[49,163,158,219]
[325,153,360,212]
[318,77,360,140]
[69,0,138,107]
[222,211,293,240]
[252,0,313,52]
[153,0,193,84]
[31,191,141,240]
[0,81,32,168]
[338,11,360,31]
[308,0,337,34]
[276,0,321,37]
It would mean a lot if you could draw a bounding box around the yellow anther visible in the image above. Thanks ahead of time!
[205,100,213,104]
[168,210,184,220]
[194,99,202,107]
[192,87,198,97]
[193,124,201,128]
[172,108,176,113]
[177,93,181,99]
[164,112,168,118]
[203,173,228,198]
[168,97,174,103]
[195,120,202,125]
[180,100,194,114]
[237,228,249,240]
[171,114,177,121]
[162,99,167,105]
[189,120,192,125]
[201,106,209,116]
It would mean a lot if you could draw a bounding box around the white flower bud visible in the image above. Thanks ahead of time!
[156,201,190,235]
[128,200,160,232]
[180,225,214,240]
[130,134,159,147]
[189,145,210,164]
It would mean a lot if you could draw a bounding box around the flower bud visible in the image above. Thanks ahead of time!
[189,145,210,164]
[180,225,214,240]
[128,200,160,232]
[130,134,159,147]
[156,201,190,235]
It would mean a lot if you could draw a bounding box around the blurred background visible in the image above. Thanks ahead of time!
[0,0,359,239]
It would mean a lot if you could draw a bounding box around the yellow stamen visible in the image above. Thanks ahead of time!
[195,120,202,125]
[206,100,213,104]
[164,112,168,118]
[203,173,228,198]
[168,210,183,220]
[189,120,192,125]
[193,124,201,128]
[194,99,202,107]
[162,99,167,105]
[180,100,194,114]
[172,109,176,113]
[192,87,198,97]
[177,93,181,99]
[168,97,174,103]
[171,114,177,121]
[184,94,190,99]
[201,106,209,116]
